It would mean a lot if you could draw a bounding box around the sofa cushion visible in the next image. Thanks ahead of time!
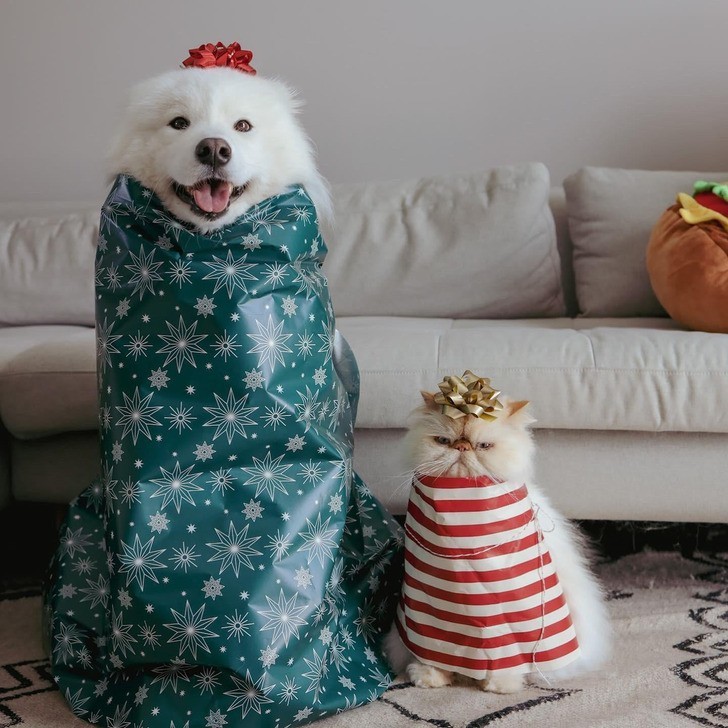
[0,203,99,326]
[0,326,97,439]
[564,167,728,317]
[324,164,565,318]
[337,316,728,433]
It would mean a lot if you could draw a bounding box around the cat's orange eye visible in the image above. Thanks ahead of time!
[476,442,493,450]
[434,436,451,445]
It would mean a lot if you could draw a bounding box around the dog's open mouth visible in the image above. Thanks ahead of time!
[173,179,247,218]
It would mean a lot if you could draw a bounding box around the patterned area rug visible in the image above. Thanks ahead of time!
[1,550,727,728]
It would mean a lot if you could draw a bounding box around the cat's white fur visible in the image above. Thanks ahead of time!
[384,394,612,691]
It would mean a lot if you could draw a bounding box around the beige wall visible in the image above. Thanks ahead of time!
[2,0,728,202]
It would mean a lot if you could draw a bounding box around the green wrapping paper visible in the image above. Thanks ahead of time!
[43,175,404,727]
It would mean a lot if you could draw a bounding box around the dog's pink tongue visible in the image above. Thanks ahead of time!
[193,181,232,214]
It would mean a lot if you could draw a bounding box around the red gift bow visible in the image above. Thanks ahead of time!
[182,42,256,74]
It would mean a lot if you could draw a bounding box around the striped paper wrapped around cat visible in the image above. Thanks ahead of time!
[385,373,611,693]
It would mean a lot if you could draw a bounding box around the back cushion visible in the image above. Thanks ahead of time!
[324,164,565,318]
[564,167,728,317]
[0,203,99,326]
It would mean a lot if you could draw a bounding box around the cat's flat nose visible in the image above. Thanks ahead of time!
[452,439,472,452]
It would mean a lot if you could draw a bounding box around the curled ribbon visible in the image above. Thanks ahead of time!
[434,370,504,421]
[182,42,256,74]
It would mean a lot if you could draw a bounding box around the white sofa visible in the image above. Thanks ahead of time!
[1,164,727,522]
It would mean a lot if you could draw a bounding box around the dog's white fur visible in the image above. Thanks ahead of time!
[108,66,331,232]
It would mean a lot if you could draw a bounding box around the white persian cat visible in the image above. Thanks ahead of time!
[385,389,611,694]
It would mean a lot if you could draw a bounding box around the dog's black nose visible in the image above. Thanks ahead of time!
[195,138,232,167]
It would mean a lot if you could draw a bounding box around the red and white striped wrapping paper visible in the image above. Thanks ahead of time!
[395,473,580,680]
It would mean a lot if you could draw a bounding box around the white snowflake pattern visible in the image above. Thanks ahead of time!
[168,260,193,287]
[300,513,339,567]
[197,668,222,695]
[206,468,235,494]
[224,609,252,642]
[157,316,208,372]
[96,317,121,372]
[299,459,324,486]
[278,676,300,705]
[206,521,262,577]
[212,332,241,361]
[202,249,256,298]
[281,295,298,317]
[294,386,321,433]
[170,542,199,572]
[259,645,279,669]
[125,332,151,360]
[148,367,170,390]
[286,435,306,452]
[224,670,274,719]
[110,609,137,657]
[194,295,217,317]
[262,403,290,430]
[118,534,167,590]
[119,477,142,506]
[243,369,264,391]
[293,566,314,590]
[111,441,124,463]
[165,403,197,433]
[193,441,216,462]
[258,589,307,647]
[148,511,170,533]
[150,461,203,513]
[296,331,315,359]
[205,708,228,727]
[201,576,225,600]
[203,388,258,443]
[125,247,163,299]
[79,574,110,609]
[266,530,291,562]
[246,315,293,372]
[116,298,131,318]
[241,197,286,233]
[264,262,287,286]
[241,450,294,501]
[164,601,218,659]
[242,499,264,522]
[116,387,163,443]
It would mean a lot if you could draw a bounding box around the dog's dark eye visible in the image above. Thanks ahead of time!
[434,436,451,445]
[476,442,494,450]
[169,116,190,130]
[234,119,252,132]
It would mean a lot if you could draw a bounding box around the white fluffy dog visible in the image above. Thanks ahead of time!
[108,66,331,232]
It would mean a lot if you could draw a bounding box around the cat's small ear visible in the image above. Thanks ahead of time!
[505,399,536,426]
[420,391,439,411]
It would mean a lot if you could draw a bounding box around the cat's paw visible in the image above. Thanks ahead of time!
[407,661,453,688]
[478,673,525,694]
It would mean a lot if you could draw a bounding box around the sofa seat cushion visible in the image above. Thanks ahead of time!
[0,325,96,438]
[3,319,728,440]
[337,316,728,432]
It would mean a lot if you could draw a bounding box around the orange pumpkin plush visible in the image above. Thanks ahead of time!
[647,181,728,333]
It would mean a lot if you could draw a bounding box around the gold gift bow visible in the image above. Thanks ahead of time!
[434,370,504,421]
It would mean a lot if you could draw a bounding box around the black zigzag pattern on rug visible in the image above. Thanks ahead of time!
[379,680,581,727]
[0,659,56,727]
[671,554,728,727]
